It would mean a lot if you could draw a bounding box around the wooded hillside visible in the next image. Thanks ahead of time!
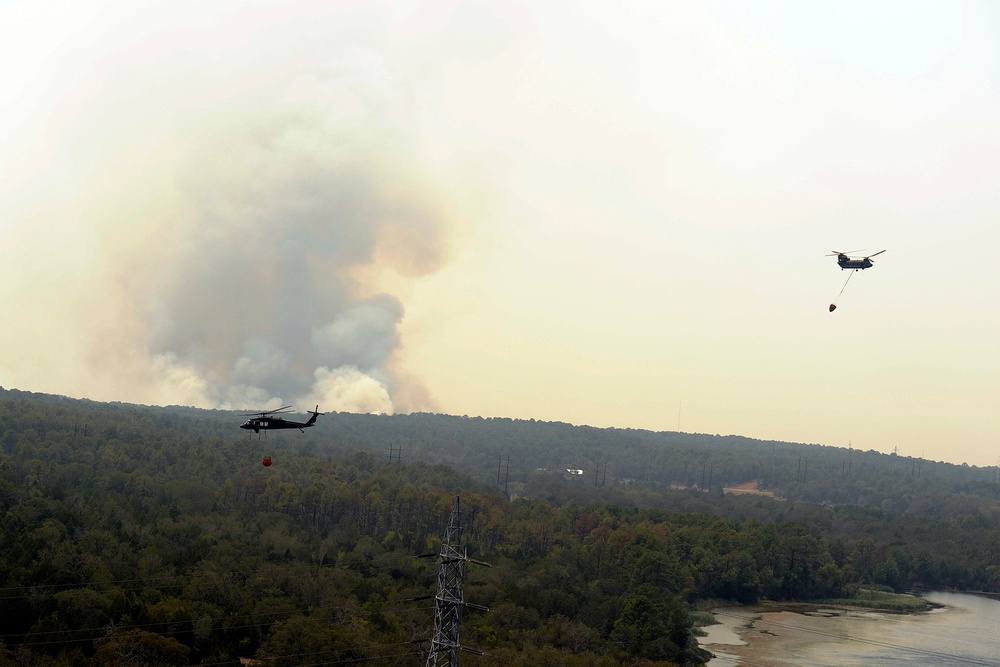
[2,388,999,666]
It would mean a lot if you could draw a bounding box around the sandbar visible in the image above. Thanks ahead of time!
[701,606,886,667]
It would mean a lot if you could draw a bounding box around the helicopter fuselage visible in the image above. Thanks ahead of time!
[837,255,873,270]
[240,416,314,433]
[239,406,321,434]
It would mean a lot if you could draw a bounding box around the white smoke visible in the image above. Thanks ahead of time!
[302,366,394,416]
[132,61,452,412]
[0,6,457,415]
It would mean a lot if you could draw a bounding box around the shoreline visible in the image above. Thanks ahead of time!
[698,599,936,667]
[702,609,861,667]
[699,591,1000,667]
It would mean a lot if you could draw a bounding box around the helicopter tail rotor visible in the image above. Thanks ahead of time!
[305,405,324,426]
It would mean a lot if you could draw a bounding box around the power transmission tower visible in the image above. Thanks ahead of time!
[425,496,487,666]
[595,461,608,487]
[497,455,510,496]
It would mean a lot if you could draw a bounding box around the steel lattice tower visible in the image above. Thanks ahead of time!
[425,496,468,667]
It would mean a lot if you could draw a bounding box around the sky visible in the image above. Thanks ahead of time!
[1,0,998,466]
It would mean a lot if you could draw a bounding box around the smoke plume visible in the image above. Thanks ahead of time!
[0,11,456,414]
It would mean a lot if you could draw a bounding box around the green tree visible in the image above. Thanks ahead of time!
[92,629,189,666]
[848,537,877,584]
[610,584,686,664]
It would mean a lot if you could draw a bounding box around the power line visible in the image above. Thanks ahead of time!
[6,600,435,647]
[0,552,429,601]
[197,642,425,666]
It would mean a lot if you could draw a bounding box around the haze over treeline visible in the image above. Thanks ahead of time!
[3,1,999,467]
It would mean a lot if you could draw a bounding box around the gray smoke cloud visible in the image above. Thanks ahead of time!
[131,63,452,412]
[0,26,457,414]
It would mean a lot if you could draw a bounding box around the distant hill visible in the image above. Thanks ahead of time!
[314,410,999,510]
[4,386,997,517]
[2,385,1000,666]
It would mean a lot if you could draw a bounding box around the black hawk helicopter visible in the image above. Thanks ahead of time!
[240,405,323,434]
[828,249,886,270]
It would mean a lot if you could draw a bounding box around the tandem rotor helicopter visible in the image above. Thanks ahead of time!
[239,406,324,466]
[828,249,886,271]
[827,249,886,312]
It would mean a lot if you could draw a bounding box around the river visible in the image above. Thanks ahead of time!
[700,592,1000,667]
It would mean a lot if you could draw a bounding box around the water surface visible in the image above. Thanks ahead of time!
[702,591,1000,667]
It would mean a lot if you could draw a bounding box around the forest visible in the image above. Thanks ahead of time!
[2,387,1000,666]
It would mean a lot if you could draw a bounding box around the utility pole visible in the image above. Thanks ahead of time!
[425,496,487,666]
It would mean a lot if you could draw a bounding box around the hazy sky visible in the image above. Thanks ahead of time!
[2,1,998,466]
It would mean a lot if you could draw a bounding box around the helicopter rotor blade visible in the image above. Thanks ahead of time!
[866,249,886,258]
[827,249,865,256]
[240,405,293,416]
